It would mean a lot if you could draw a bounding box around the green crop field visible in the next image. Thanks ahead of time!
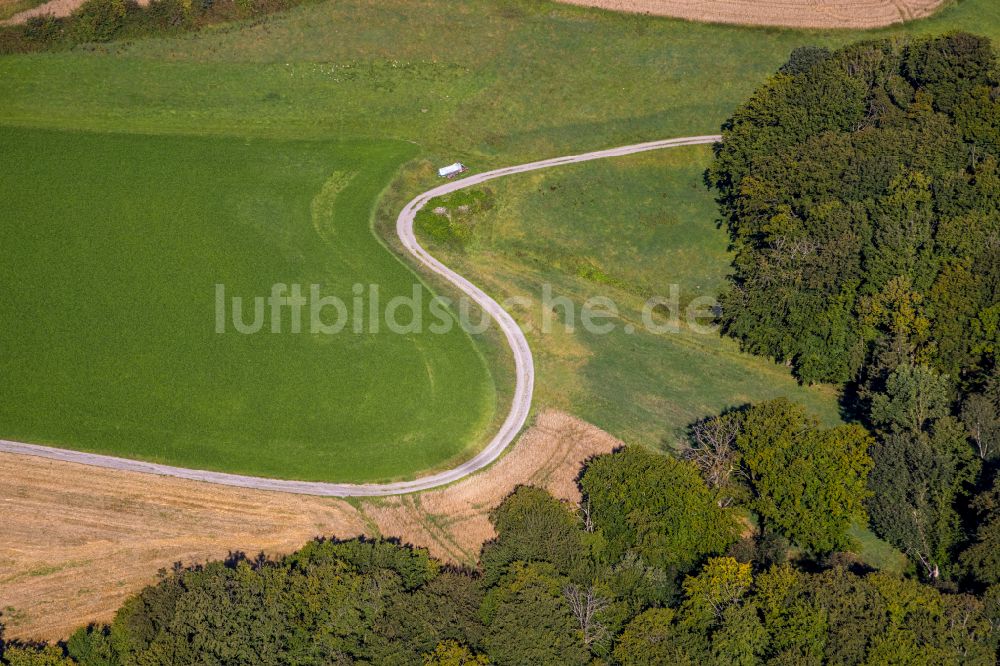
[0,126,497,482]
[2,0,998,487]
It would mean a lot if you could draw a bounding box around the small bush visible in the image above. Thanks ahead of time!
[69,0,130,43]
[414,187,494,250]
[23,15,64,44]
[140,0,189,30]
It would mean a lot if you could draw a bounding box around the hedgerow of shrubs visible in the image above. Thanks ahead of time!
[0,0,307,54]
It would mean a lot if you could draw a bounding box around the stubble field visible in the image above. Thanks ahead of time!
[556,0,948,29]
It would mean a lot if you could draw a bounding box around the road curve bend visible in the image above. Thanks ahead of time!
[0,135,721,496]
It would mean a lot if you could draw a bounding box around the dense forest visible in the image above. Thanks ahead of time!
[710,31,1000,590]
[4,32,1000,664]
[710,32,1000,391]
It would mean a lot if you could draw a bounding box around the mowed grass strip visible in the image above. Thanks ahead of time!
[0,126,497,482]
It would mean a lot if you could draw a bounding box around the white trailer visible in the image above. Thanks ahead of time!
[437,162,467,178]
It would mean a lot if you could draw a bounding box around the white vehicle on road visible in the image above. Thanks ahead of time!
[437,162,467,178]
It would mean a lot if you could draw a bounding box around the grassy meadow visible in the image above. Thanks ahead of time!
[409,145,900,567]
[412,145,843,449]
[1,0,999,159]
[0,126,497,482]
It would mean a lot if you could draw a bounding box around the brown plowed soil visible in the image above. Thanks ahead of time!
[364,410,621,564]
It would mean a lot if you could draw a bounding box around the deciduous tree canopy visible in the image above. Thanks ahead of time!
[5,485,997,665]
[710,31,1000,585]
[709,33,1000,389]
[579,447,741,572]
[690,400,874,555]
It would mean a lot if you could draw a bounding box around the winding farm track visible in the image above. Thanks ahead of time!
[0,134,721,496]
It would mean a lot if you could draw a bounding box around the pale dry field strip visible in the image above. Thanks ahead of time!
[0,410,620,641]
[6,0,947,26]
[557,0,947,29]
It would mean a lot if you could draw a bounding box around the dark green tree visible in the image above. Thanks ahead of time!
[961,381,1000,460]
[421,640,488,665]
[960,477,1000,587]
[480,485,586,585]
[867,365,980,579]
[613,608,694,665]
[479,562,589,666]
[579,448,740,572]
[709,33,1000,389]
[2,647,76,666]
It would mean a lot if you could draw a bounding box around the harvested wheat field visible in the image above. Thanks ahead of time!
[558,0,948,29]
[0,458,368,641]
[0,410,619,641]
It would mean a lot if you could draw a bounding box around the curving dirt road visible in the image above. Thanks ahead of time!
[0,134,721,496]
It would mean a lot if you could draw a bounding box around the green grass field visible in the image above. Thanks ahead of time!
[407,145,901,565]
[0,126,497,482]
